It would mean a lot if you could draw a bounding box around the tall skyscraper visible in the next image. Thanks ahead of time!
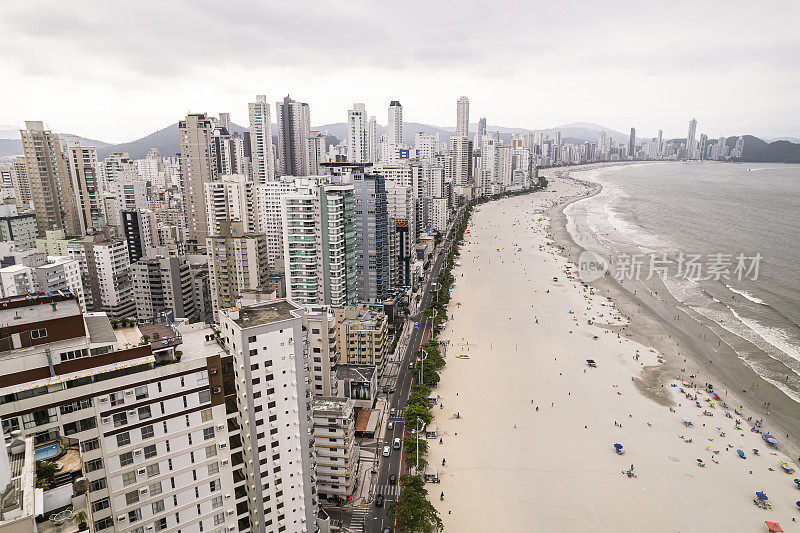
[368,115,378,164]
[64,137,104,234]
[307,131,326,174]
[19,121,81,236]
[456,96,470,137]
[282,180,357,306]
[657,129,663,156]
[347,103,368,163]
[450,136,473,189]
[476,117,487,144]
[699,133,709,160]
[350,167,390,302]
[249,95,276,183]
[276,95,311,176]
[178,112,218,246]
[387,101,403,145]
[628,127,636,158]
[686,117,698,160]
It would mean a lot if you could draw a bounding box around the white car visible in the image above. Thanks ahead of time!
[383,446,391,457]
[387,422,394,430]
[393,437,401,450]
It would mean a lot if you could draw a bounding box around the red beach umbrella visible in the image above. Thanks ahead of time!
[765,522,783,532]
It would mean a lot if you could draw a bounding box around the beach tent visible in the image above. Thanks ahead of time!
[682,418,692,426]
[765,522,783,532]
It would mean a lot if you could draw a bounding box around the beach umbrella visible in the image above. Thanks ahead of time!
[765,522,783,533]
[682,417,692,424]
[614,443,623,450]
[793,479,800,487]
[756,491,768,500]
[705,445,711,450]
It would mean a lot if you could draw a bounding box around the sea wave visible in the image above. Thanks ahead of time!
[729,307,800,365]
[725,284,766,305]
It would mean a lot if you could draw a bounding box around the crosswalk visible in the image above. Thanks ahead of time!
[390,408,405,419]
[349,505,369,532]
[376,483,399,497]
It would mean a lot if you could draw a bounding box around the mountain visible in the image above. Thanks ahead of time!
[0,129,112,159]
[740,135,800,163]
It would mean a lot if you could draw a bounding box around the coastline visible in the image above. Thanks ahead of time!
[550,163,800,464]
[427,168,800,531]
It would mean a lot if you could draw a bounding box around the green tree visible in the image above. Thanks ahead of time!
[388,475,443,533]
[404,403,432,428]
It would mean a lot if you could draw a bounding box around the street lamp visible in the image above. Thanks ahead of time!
[418,347,429,385]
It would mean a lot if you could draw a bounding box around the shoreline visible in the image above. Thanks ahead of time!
[428,169,800,531]
[550,163,800,464]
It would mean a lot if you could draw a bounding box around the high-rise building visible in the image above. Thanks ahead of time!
[348,167,390,303]
[699,133,709,160]
[132,252,197,322]
[178,113,218,246]
[304,306,339,397]
[19,121,81,236]
[254,177,308,272]
[207,222,270,316]
[64,137,104,234]
[657,129,663,156]
[333,306,389,377]
[311,397,357,500]
[414,132,438,163]
[282,180,357,306]
[68,227,136,317]
[475,117,487,147]
[276,95,311,176]
[385,180,414,289]
[387,101,403,145]
[450,136,473,190]
[217,300,317,530]
[347,103,368,163]
[121,208,157,264]
[628,128,636,159]
[368,115,378,164]
[204,175,257,237]
[10,156,31,209]
[249,95,276,183]
[0,204,37,249]
[456,96,470,137]
[686,117,698,160]
[307,131,326,175]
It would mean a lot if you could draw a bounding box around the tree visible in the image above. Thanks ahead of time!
[404,403,432,428]
[388,475,443,533]
[404,436,429,469]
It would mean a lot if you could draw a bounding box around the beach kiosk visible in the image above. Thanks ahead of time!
[425,424,438,439]
[424,465,440,483]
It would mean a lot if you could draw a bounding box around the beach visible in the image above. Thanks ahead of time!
[429,170,800,531]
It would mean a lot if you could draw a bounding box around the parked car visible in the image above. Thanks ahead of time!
[393,437,401,449]
[387,422,394,430]
[383,446,391,457]
[375,493,384,507]
[389,474,397,485]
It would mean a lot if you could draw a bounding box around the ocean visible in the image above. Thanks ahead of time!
[565,162,800,404]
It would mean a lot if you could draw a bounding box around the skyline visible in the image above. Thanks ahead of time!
[2,1,800,142]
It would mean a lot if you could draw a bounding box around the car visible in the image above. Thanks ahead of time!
[389,474,397,485]
[393,437,401,449]
[390,408,396,417]
[375,493,384,507]
[383,446,391,457]
[387,421,394,430]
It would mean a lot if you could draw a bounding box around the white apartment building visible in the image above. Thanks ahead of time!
[249,95,276,183]
[217,300,317,531]
[0,203,37,250]
[430,197,449,234]
[347,104,368,164]
[204,175,257,237]
[68,229,135,317]
[254,177,303,272]
[282,182,357,307]
[414,132,438,163]
[304,307,338,397]
[310,397,356,500]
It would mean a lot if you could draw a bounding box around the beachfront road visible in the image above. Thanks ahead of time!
[365,209,461,532]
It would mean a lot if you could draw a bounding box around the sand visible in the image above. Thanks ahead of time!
[429,172,800,531]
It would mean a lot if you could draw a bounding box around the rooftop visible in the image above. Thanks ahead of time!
[84,314,117,345]
[0,294,81,329]
[336,364,377,382]
[227,299,302,328]
[176,322,226,362]
[311,396,351,415]
[138,323,182,351]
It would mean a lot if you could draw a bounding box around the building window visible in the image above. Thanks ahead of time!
[122,471,137,486]
[22,408,57,429]
[110,391,124,406]
[80,438,100,452]
[203,427,215,440]
[150,480,163,496]
[117,432,131,447]
[138,406,152,420]
[205,444,217,458]
[91,497,110,512]
[89,478,107,491]
[141,425,155,439]
[152,500,165,514]
[84,458,103,473]
[64,416,96,435]
[154,517,167,531]
[199,389,211,404]
[135,385,149,400]
[128,509,142,523]
[125,490,140,505]
[113,412,128,428]
[146,463,160,477]
[30,328,47,339]
[144,444,157,459]
[208,462,219,476]
[94,517,113,530]
[119,451,134,467]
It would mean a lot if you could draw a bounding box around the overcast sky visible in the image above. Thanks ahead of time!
[1,1,798,143]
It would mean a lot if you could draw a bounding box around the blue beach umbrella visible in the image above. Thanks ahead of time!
[614,443,623,450]
[756,491,768,501]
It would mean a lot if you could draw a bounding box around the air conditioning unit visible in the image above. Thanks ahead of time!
[211,369,218,375]
[137,468,146,475]
[225,493,231,499]
[218,442,227,448]
[213,387,221,393]
[125,390,134,396]
[226,510,235,516]
[117,515,126,522]
[228,527,236,531]
[99,397,108,403]
[134,449,143,456]
[146,527,154,531]
[221,459,229,466]
[101,417,111,424]
[216,424,224,431]
[128,410,137,416]
[139,487,148,494]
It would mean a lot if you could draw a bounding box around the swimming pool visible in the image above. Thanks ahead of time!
[35,443,58,461]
